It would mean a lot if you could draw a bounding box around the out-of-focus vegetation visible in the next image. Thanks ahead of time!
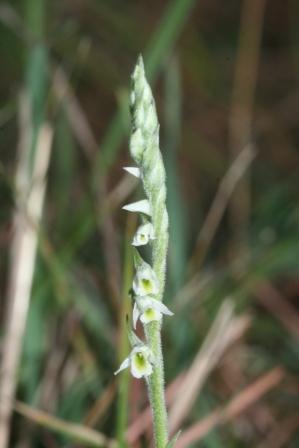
[0,0,299,447]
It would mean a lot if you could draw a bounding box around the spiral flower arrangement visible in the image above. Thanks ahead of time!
[114,56,174,447]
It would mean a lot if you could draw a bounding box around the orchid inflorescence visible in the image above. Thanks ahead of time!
[114,56,173,382]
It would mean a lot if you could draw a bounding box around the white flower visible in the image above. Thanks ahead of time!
[132,262,159,297]
[122,199,151,216]
[123,166,141,178]
[132,222,155,246]
[114,345,154,379]
[133,296,174,328]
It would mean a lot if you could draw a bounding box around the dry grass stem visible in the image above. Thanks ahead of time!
[84,382,117,427]
[0,94,53,448]
[168,301,251,433]
[52,66,98,160]
[228,0,267,264]
[176,367,284,448]
[255,282,299,340]
[14,401,117,448]
[190,144,256,270]
[107,173,138,212]
[257,414,299,448]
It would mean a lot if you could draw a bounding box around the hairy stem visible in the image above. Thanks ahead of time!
[146,322,168,447]
[130,56,169,447]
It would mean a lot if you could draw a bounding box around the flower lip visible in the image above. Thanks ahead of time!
[132,222,155,247]
[130,345,154,378]
[132,265,159,297]
[114,344,154,379]
[132,296,173,328]
[140,307,161,325]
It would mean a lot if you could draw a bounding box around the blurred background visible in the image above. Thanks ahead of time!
[0,0,299,447]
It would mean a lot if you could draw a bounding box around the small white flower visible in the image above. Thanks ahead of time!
[132,222,155,246]
[122,199,151,216]
[114,345,154,379]
[133,263,159,297]
[123,166,141,178]
[133,297,173,328]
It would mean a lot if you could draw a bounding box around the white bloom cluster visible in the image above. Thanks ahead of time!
[115,56,173,380]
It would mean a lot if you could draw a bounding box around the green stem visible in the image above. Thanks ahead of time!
[129,56,170,448]
[116,216,135,447]
[146,181,169,447]
[146,322,168,447]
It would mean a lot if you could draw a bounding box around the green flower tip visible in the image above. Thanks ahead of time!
[132,54,145,81]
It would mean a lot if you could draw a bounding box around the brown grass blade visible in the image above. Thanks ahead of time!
[257,414,299,448]
[0,94,53,448]
[14,401,116,448]
[256,282,299,340]
[176,367,284,448]
[168,301,250,433]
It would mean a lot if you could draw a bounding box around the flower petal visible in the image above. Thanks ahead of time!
[123,166,141,178]
[122,199,151,216]
[132,222,155,246]
[127,328,143,347]
[149,298,174,316]
[132,302,140,329]
[132,265,159,297]
[114,357,130,375]
[140,307,162,324]
[130,347,153,378]
[132,252,159,297]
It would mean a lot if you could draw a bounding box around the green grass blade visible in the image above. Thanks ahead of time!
[164,55,187,293]
[116,216,135,447]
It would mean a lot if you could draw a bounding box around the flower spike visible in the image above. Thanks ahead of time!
[118,56,172,446]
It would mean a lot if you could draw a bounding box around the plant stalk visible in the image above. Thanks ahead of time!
[146,322,169,447]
